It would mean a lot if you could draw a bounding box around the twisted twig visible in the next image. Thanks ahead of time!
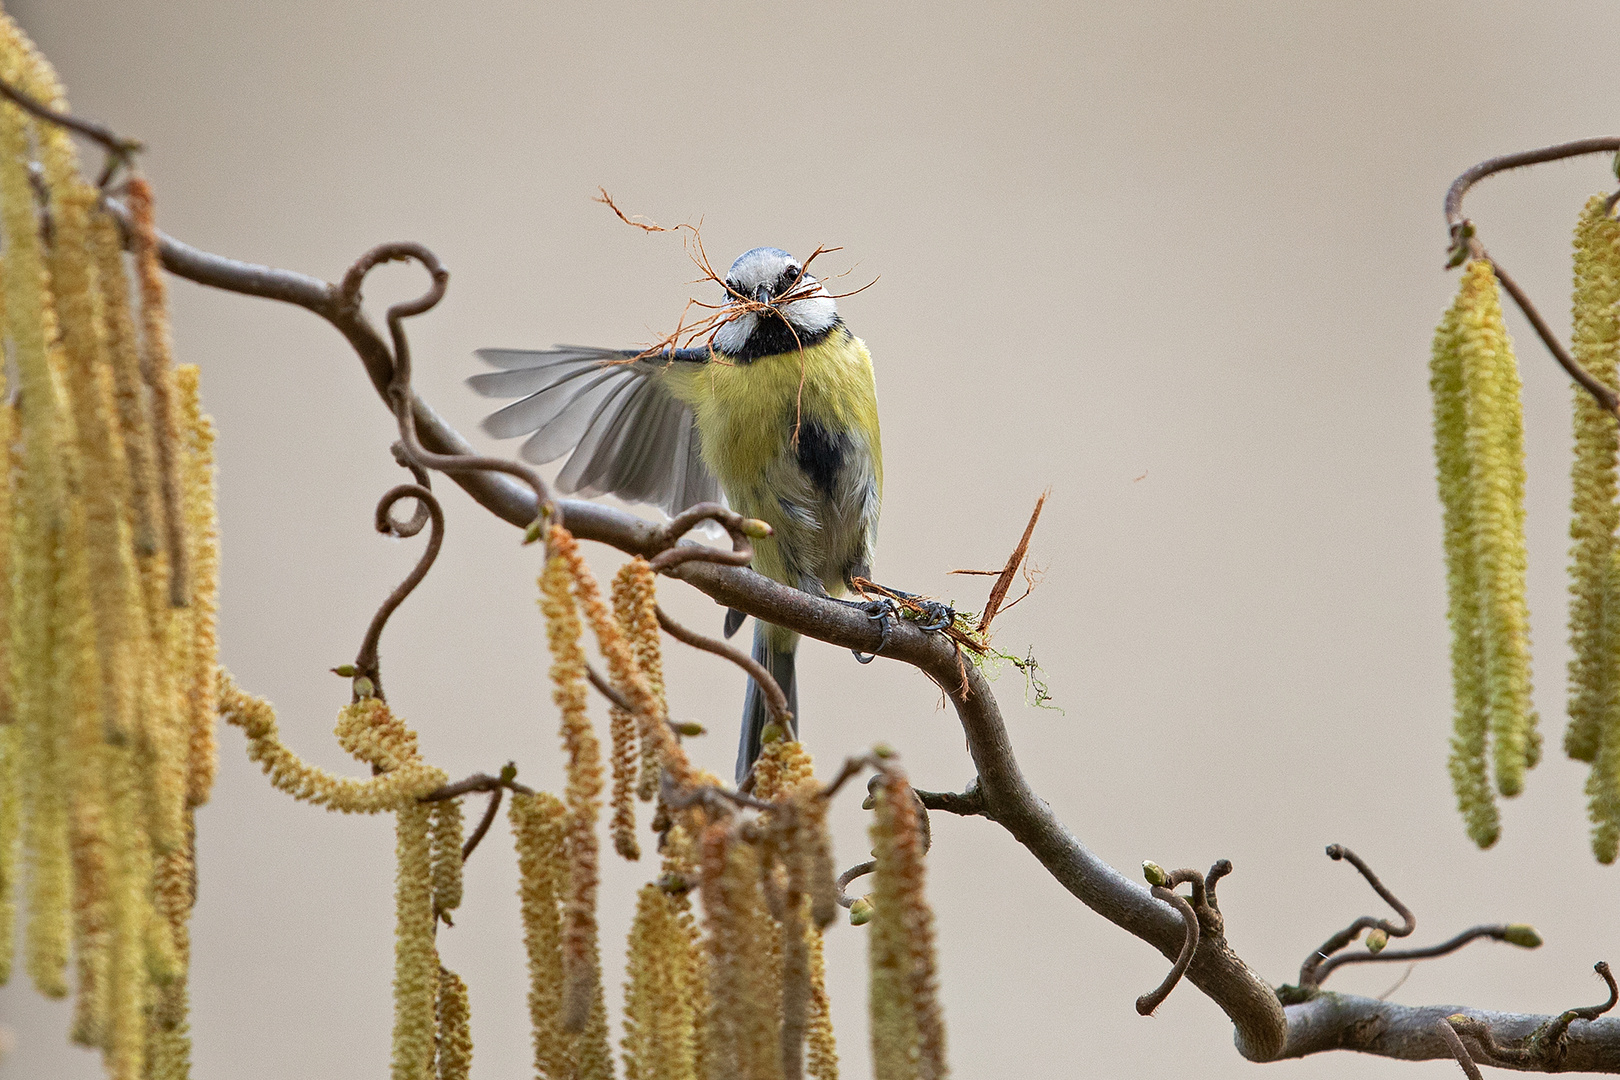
[1313,923,1540,986]
[0,72,143,186]
[654,603,792,729]
[350,483,444,700]
[1443,139,1620,416]
[1298,845,1415,991]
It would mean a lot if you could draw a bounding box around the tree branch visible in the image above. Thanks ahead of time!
[144,220,1620,1070]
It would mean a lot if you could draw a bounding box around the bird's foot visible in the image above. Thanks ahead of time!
[831,596,900,663]
[834,584,959,662]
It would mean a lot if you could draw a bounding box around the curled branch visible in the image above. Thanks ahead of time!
[461,788,503,862]
[1313,923,1541,986]
[654,603,792,730]
[1438,1018,1486,1080]
[1447,962,1616,1070]
[337,241,557,521]
[0,73,143,186]
[351,483,444,699]
[1443,139,1620,416]
[1137,884,1199,1016]
[646,501,766,573]
[1298,844,1415,991]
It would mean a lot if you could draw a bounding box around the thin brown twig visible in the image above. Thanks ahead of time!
[1442,140,1620,416]
[461,787,503,862]
[646,501,763,572]
[954,489,1047,635]
[835,859,876,909]
[1438,1019,1486,1080]
[337,241,557,523]
[351,483,444,701]
[654,603,792,729]
[1138,884,1200,1016]
[1488,258,1620,414]
[1448,963,1616,1069]
[1298,845,1416,990]
[585,661,635,714]
[0,72,143,186]
[420,770,534,802]
[1313,924,1538,985]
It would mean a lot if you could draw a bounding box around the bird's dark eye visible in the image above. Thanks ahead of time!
[778,266,802,291]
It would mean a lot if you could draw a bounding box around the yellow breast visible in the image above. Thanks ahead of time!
[665,330,883,496]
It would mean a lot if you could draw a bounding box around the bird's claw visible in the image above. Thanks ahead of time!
[850,597,898,664]
[909,599,956,633]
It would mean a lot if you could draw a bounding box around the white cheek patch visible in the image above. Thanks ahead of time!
[714,311,758,354]
[783,294,838,335]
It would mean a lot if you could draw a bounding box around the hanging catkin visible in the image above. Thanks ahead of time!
[1432,259,1540,846]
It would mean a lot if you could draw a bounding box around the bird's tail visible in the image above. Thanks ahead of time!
[736,622,799,784]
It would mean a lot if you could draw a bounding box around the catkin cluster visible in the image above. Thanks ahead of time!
[0,12,220,1080]
[1430,258,1541,847]
[1565,196,1620,861]
[867,773,946,1080]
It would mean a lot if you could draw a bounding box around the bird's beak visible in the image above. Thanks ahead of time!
[755,283,774,307]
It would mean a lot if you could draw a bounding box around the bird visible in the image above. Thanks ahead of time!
[469,246,884,783]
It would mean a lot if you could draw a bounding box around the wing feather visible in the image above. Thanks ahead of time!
[469,345,719,515]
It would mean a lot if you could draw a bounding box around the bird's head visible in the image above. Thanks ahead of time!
[712,246,838,356]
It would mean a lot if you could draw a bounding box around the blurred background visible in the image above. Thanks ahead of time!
[3,2,1619,1077]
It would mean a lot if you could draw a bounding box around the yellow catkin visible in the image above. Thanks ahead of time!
[217,675,446,812]
[125,177,187,610]
[1,53,72,996]
[609,700,641,862]
[392,802,437,1080]
[1458,260,1540,796]
[539,537,610,1057]
[0,720,16,986]
[89,210,162,565]
[755,741,837,1080]
[148,824,195,1080]
[67,738,112,1047]
[429,798,464,922]
[556,530,690,790]
[623,882,701,1080]
[0,405,13,987]
[1589,549,1620,861]
[699,821,781,1080]
[805,927,836,1080]
[1566,196,1620,761]
[105,744,152,1080]
[174,365,219,807]
[511,790,573,1079]
[435,964,472,1080]
[606,563,643,858]
[614,559,667,801]
[1433,271,1501,847]
[869,775,945,1080]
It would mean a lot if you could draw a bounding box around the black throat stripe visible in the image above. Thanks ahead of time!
[723,313,843,363]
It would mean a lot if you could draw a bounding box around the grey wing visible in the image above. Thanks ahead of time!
[468,346,722,516]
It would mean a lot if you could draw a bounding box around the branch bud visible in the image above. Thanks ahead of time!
[1502,923,1543,949]
[1365,927,1388,954]
[871,743,896,760]
[739,518,773,539]
[331,664,357,677]
[672,721,705,737]
[1142,861,1167,887]
[352,676,375,699]
[522,518,543,545]
[849,896,874,925]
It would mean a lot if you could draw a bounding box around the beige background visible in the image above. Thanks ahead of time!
[4,2,1620,1077]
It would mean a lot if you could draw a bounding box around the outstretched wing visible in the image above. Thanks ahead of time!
[468,346,721,515]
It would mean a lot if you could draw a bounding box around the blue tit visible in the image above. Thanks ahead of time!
[470,246,882,783]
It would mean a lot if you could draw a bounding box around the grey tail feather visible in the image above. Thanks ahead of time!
[736,623,798,785]
[723,607,746,639]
